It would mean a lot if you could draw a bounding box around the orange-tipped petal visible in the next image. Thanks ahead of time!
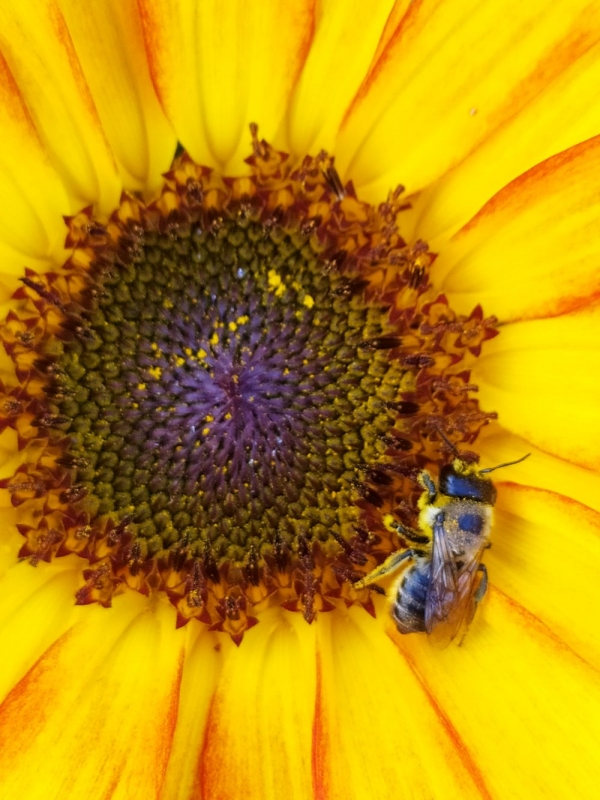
[313,608,489,800]
[138,0,315,172]
[471,305,600,470]
[0,593,184,800]
[415,37,600,243]
[392,588,600,799]
[0,0,121,214]
[335,0,600,201]
[431,136,600,321]
[57,0,176,195]
[476,428,600,513]
[284,0,398,158]
[0,559,81,702]
[491,484,600,665]
[159,626,222,800]
[199,611,316,800]
[0,51,71,293]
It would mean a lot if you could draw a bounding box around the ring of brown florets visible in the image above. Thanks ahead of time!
[0,130,497,643]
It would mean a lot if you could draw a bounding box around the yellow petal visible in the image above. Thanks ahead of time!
[200,610,315,800]
[491,484,600,665]
[138,0,315,172]
[0,592,184,800]
[159,626,222,800]
[314,608,489,800]
[0,1,121,214]
[369,0,416,63]
[0,52,71,292]
[471,306,600,469]
[0,559,81,702]
[415,39,600,243]
[335,0,600,200]
[284,0,397,157]
[477,428,600,514]
[57,0,176,195]
[430,136,600,320]
[392,587,600,799]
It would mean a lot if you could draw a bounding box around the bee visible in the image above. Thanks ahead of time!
[354,444,530,645]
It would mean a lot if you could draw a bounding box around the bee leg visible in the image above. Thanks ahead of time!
[353,549,417,590]
[387,519,430,546]
[418,471,437,503]
[474,564,488,604]
[458,565,489,647]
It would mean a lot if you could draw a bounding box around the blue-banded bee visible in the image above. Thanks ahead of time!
[354,446,530,645]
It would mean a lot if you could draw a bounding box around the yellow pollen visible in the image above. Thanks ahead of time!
[236,315,249,325]
[228,321,238,331]
[210,332,219,346]
[137,382,146,390]
[197,348,208,358]
[383,513,396,533]
[303,294,315,308]
[268,268,281,289]
[148,366,162,379]
[268,269,286,297]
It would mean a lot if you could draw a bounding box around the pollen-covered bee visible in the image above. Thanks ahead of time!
[354,446,530,645]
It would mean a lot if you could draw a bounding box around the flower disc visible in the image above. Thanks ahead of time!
[0,135,497,640]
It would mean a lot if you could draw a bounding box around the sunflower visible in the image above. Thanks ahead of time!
[0,1,599,798]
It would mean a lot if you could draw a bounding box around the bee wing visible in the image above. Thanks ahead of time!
[424,514,459,632]
[425,515,486,646]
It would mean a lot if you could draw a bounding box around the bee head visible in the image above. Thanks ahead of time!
[439,459,497,505]
[438,452,530,505]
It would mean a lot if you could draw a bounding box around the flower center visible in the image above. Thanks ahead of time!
[0,132,498,641]
[52,213,403,563]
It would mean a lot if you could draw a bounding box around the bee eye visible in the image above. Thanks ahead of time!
[458,513,484,536]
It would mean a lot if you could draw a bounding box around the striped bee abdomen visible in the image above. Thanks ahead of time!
[392,560,430,634]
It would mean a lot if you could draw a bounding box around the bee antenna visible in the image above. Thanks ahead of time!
[480,453,531,474]
[435,427,461,457]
